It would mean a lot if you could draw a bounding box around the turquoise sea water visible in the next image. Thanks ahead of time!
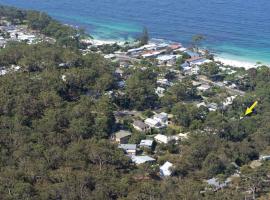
[0,0,270,64]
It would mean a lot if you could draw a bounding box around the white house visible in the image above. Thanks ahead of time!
[186,57,212,66]
[223,95,237,107]
[145,118,162,129]
[131,155,156,165]
[160,161,174,177]
[154,134,172,144]
[207,103,218,112]
[157,78,171,87]
[259,155,270,161]
[197,84,211,92]
[157,55,177,66]
[155,87,166,97]
[139,140,154,148]
[153,112,168,125]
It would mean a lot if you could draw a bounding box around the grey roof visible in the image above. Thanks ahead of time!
[115,130,132,139]
[133,120,149,129]
[118,144,137,151]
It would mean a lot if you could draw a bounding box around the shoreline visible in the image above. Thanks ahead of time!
[88,37,269,69]
[214,57,257,69]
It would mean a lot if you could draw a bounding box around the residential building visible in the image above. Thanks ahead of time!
[153,112,168,125]
[155,87,166,97]
[139,140,154,149]
[133,120,150,132]
[154,134,172,144]
[118,144,137,155]
[131,155,156,165]
[157,78,171,87]
[259,155,270,161]
[115,130,132,144]
[207,103,218,112]
[145,118,162,129]
[197,84,211,92]
[157,55,177,66]
[160,161,174,177]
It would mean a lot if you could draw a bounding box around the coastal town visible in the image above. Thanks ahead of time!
[0,15,260,185]
[1,6,270,199]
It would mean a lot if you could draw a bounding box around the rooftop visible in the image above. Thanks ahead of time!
[115,130,132,139]
[118,144,137,151]
[131,155,156,165]
[140,140,154,147]
[133,120,149,129]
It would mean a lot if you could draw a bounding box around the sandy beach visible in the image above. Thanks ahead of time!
[214,57,258,69]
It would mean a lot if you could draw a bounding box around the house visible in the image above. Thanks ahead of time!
[160,161,174,177]
[153,112,168,125]
[133,120,150,132]
[131,155,156,165]
[168,43,182,51]
[145,118,162,129]
[118,144,137,155]
[259,155,270,161]
[141,50,164,58]
[155,87,166,97]
[206,178,231,191]
[184,50,200,58]
[104,54,116,59]
[115,130,132,144]
[185,56,211,66]
[196,102,207,108]
[157,78,171,87]
[197,84,211,92]
[223,95,237,107]
[154,134,172,144]
[139,140,154,148]
[207,103,218,112]
[156,55,177,66]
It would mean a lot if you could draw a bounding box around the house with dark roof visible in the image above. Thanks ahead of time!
[114,130,132,144]
[133,120,150,132]
[118,144,137,155]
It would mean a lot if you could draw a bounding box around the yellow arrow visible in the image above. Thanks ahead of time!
[245,101,258,116]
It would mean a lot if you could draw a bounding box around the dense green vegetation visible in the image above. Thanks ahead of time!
[0,5,87,48]
[1,5,270,200]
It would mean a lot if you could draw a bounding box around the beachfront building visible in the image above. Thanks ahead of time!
[114,130,132,144]
[160,161,174,177]
[118,144,137,155]
[186,57,212,66]
[133,120,150,132]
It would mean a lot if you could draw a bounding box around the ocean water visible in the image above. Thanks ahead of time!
[0,0,270,65]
